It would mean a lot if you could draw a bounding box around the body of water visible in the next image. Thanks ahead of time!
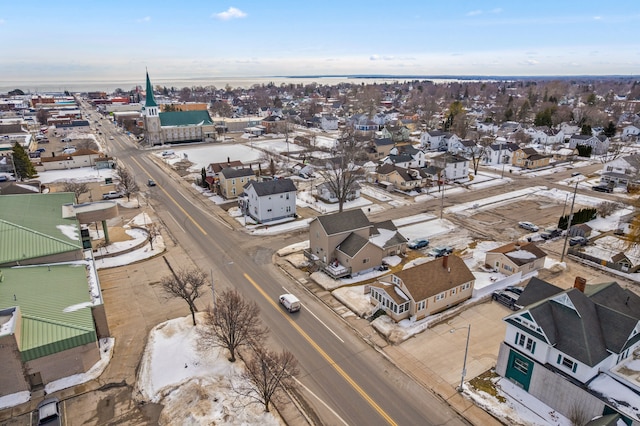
[1,76,483,94]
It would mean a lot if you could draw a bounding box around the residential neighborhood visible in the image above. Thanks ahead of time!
[2,72,640,426]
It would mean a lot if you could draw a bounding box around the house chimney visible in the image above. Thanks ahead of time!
[574,276,586,293]
[442,255,449,269]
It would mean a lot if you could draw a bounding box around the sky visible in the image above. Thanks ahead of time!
[1,1,639,86]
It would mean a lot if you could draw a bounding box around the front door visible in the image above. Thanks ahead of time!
[505,350,534,391]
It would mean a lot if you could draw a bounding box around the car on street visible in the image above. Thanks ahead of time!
[569,236,588,246]
[279,294,301,313]
[492,289,522,310]
[147,179,156,187]
[407,238,429,249]
[518,221,539,232]
[37,397,61,425]
[36,148,46,153]
[430,246,454,257]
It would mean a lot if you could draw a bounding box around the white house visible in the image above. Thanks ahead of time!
[622,125,640,141]
[496,276,640,425]
[429,153,469,182]
[420,131,460,152]
[481,142,519,166]
[600,154,640,186]
[320,115,339,131]
[569,134,610,155]
[238,178,297,223]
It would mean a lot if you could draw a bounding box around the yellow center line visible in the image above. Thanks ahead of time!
[130,157,207,236]
[244,273,397,426]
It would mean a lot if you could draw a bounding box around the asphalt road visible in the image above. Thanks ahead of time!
[100,128,470,426]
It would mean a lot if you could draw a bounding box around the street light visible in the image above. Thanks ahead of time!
[450,324,471,392]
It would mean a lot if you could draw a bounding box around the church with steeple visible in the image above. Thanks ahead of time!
[142,71,216,146]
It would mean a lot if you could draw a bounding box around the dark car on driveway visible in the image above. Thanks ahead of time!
[430,246,453,258]
[540,229,562,240]
[492,289,522,310]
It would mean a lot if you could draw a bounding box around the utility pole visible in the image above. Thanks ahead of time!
[560,180,579,263]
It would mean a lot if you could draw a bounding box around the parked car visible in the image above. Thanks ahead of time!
[36,148,46,153]
[518,221,539,232]
[569,236,588,246]
[492,290,522,310]
[540,228,562,240]
[102,191,124,200]
[408,239,430,249]
[592,185,613,193]
[37,397,61,425]
[505,286,524,295]
[430,246,454,258]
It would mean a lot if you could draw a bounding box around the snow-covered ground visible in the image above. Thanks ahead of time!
[136,315,282,425]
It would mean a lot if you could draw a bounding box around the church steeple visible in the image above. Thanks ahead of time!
[145,70,158,108]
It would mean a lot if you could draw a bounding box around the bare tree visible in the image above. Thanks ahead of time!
[146,222,161,250]
[160,266,207,326]
[198,289,267,362]
[314,126,365,212]
[114,163,139,201]
[237,346,298,412]
[62,181,90,203]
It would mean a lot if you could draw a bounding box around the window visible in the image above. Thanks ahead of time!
[558,355,577,373]
[286,193,290,199]
[232,179,236,185]
[417,300,426,310]
[518,334,526,346]
[461,283,471,291]
[435,292,445,301]
[513,358,529,374]
[451,288,456,296]
[526,339,535,352]
[362,258,370,264]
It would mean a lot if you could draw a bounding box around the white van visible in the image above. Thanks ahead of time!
[279,294,301,313]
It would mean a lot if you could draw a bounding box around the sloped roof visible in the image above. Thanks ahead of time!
[393,255,475,302]
[159,110,213,126]
[315,209,371,236]
[510,279,640,367]
[488,242,547,266]
[245,178,296,196]
[144,71,158,108]
[0,264,96,361]
[337,232,369,257]
[0,193,82,264]
[220,167,254,179]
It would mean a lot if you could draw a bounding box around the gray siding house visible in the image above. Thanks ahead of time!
[238,178,297,223]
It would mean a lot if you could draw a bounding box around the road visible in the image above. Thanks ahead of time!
[101,125,470,425]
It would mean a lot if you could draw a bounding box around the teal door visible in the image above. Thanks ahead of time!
[505,350,534,391]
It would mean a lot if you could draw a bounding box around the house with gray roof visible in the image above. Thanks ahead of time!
[485,241,547,277]
[307,209,407,278]
[218,167,256,199]
[569,134,610,155]
[600,154,640,187]
[238,178,297,223]
[496,276,640,424]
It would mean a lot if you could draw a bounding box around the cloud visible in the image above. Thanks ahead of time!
[0,18,5,25]
[137,16,151,23]
[593,16,602,20]
[522,59,539,66]
[491,8,503,14]
[466,10,482,16]
[213,7,247,20]
[369,55,398,61]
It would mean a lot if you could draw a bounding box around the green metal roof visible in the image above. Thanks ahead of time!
[159,110,213,127]
[0,193,82,264]
[145,71,158,107]
[0,264,96,361]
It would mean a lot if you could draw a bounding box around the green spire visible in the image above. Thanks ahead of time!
[145,70,158,107]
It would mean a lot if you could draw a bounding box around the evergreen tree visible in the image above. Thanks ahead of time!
[12,142,37,181]
[603,121,616,138]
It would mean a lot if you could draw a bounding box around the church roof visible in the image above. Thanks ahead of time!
[159,110,213,127]
[145,71,158,108]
